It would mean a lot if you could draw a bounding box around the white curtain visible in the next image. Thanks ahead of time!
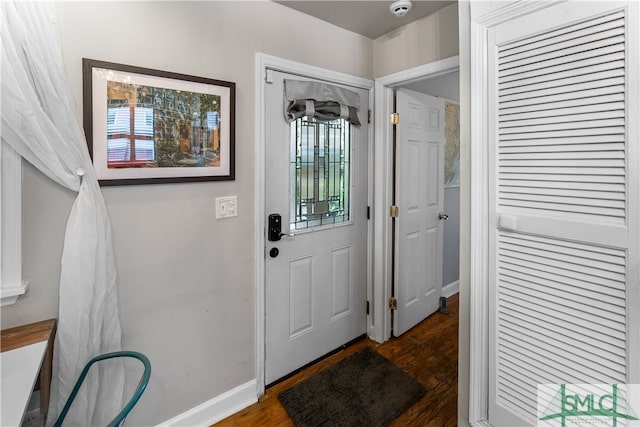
[1,1,125,425]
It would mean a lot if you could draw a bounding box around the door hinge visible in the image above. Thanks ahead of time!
[389,297,398,311]
[366,300,370,315]
[367,206,371,220]
[390,112,399,125]
[390,205,399,218]
[368,109,372,124]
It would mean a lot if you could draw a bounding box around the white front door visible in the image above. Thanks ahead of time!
[264,70,369,384]
[393,89,445,336]
[482,1,640,425]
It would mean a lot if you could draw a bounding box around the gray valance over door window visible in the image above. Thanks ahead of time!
[284,79,362,126]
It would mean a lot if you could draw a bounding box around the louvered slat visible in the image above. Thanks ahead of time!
[499,166,623,175]
[498,261,626,297]
[499,76,624,103]
[501,301,625,350]
[499,278,625,326]
[500,158,624,167]
[496,231,627,421]
[498,235,626,272]
[500,187,624,203]
[499,295,624,345]
[499,53,624,87]
[501,232,626,258]
[500,150,624,160]
[500,128,625,142]
[500,142,625,153]
[499,202,623,220]
[499,332,624,384]
[499,179,624,192]
[500,95,624,119]
[499,254,625,291]
[499,173,624,184]
[499,42,625,79]
[499,271,625,313]
[500,320,625,375]
[500,11,624,55]
[499,11,625,57]
[500,68,625,98]
[499,86,625,110]
[500,134,624,147]
[501,105,625,127]
[499,26,624,68]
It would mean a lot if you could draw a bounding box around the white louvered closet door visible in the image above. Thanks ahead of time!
[486,2,639,426]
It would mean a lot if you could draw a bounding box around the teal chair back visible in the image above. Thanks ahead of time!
[53,351,151,427]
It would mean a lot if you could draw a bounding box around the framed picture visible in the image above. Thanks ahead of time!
[83,59,235,185]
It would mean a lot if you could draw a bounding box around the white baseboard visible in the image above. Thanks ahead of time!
[471,420,492,427]
[442,280,460,298]
[158,379,257,426]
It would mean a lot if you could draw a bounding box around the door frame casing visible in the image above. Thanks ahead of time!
[468,3,572,425]
[254,53,374,396]
[373,56,459,343]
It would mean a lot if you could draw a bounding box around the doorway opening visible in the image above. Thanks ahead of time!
[372,55,460,342]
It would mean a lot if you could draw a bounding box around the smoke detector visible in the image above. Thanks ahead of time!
[389,0,412,17]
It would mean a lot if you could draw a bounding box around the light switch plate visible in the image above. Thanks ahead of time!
[216,196,238,219]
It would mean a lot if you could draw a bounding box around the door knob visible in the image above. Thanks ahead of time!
[439,212,449,221]
[269,247,279,258]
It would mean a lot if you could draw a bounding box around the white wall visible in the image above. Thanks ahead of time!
[402,71,460,102]
[2,2,372,425]
[443,185,460,288]
[373,3,459,78]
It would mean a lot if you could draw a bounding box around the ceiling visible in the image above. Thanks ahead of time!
[273,1,456,39]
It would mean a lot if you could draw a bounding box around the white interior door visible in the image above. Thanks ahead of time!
[485,2,639,425]
[393,89,445,336]
[264,70,369,384]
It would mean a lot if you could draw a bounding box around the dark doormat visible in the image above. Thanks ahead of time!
[278,346,427,427]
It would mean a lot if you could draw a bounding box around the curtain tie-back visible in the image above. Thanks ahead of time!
[76,167,85,184]
[305,99,315,118]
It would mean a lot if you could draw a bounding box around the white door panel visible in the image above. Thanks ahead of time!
[485,1,639,425]
[264,70,368,384]
[394,89,445,336]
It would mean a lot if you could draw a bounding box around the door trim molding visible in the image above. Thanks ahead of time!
[254,53,373,396]
[373,55,459,343]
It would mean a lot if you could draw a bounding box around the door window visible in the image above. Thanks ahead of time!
[289,117,351,230]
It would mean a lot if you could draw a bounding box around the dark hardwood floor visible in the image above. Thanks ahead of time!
[215,293,459,427]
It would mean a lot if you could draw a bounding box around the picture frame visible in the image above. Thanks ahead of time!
[82,59,235,185]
